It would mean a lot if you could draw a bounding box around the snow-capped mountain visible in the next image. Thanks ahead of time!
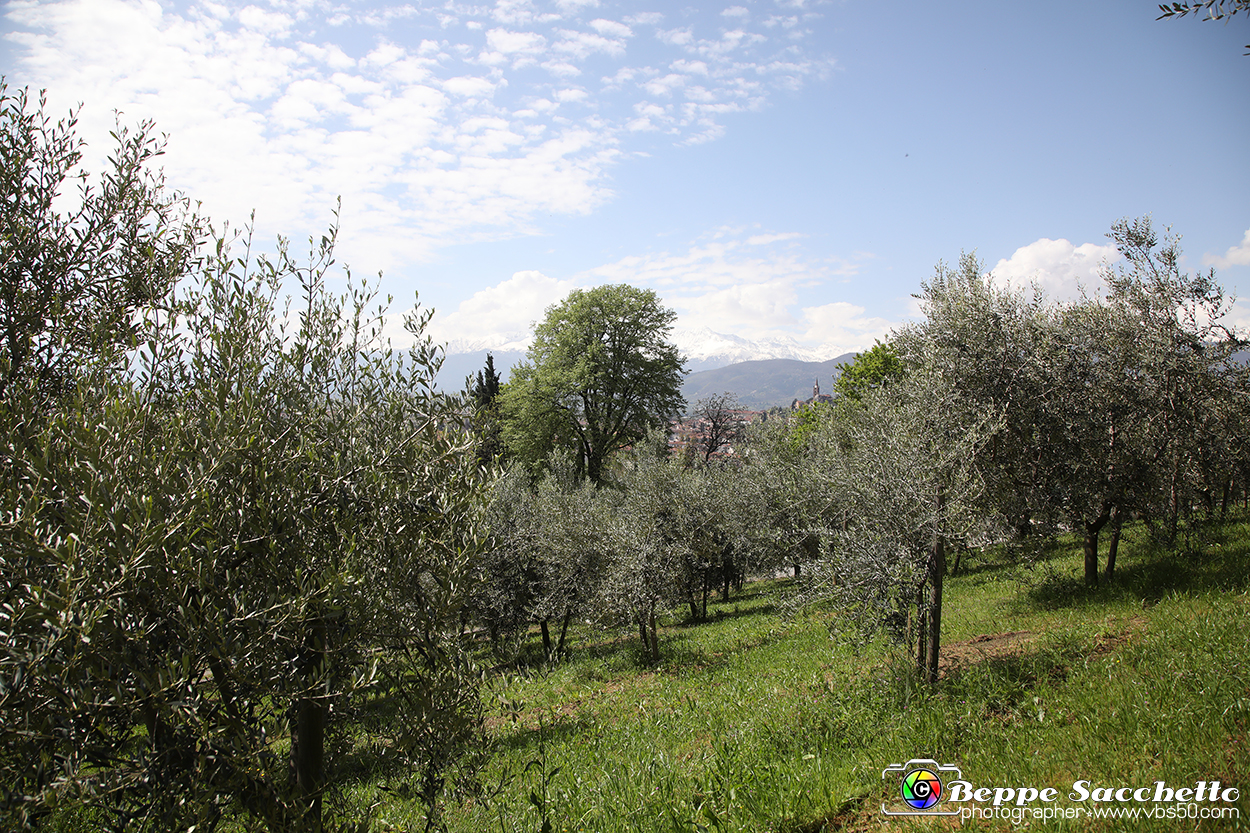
[436,327,853,385]
[669,328,848,372]
[438,333,531,356]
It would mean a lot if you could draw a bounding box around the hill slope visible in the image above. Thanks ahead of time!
[681,353,857,410]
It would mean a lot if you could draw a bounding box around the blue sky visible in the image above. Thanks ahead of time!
[4,0,1248,363]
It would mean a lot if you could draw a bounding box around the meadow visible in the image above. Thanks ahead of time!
[326,515,1250,832]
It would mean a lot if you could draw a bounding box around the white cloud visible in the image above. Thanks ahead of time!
[1224,299,1250,335]
[1204,228,1250,269]
[800,302,894,354]
[991,238,1121,302]
[484,27,547,56]
[299,42,355,71]
[657,27,694,46]
[625,12,664,26]
[746,232,801,246]
[554,28,627,59]
[3,0,836,274]
[577,228,884,356]
[643,73,686,96]
[589,18,632,38]
[671,58,709,75]
[237,6,293,37]
[443,75,498,97]
[423,269,575,350]
[490,0,559,27]
[541,59,582,77]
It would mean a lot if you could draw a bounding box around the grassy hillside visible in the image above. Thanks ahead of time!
[349,520,1250,831]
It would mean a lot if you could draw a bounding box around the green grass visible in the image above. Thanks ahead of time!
[340,514,1250,832]
[52,516,1249,831]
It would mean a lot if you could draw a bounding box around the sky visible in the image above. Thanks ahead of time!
[3,0,1249,367]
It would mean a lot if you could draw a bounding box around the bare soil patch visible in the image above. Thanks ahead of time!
[938,630,1037,675]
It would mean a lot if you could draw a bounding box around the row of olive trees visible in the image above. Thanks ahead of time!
[469,438,769,664]
[745,217,1248,682]
[465,282,776,663]
[894,219,1249,586]
[0,84,489,832]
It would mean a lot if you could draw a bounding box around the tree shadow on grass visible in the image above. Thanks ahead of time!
[670,599,778,630]
[1025,519,1250,611]
[940,646,1076,714]
[950,552,1024,578]
[330,689,417,786]
[490,712,588,756]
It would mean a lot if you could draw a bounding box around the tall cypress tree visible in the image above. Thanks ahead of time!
[470,353,505,465]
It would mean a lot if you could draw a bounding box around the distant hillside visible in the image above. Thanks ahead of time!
[682,353,857,411]
[439,349,862,411]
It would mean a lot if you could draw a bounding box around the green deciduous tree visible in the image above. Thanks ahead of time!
[832,339,905,402]
[499,285,686,484]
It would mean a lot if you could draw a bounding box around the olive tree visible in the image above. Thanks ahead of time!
[893,222,1245,587]
[0,142,489,833]
[0,81,195,406]
[1157,0,1250,53]
[592,434,757,661]
[1099,218,1244,543]
[784,368,999,683]
[471,467,544,660]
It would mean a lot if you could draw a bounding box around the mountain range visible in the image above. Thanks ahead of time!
[435,328,861,411]
[681,355,857,410]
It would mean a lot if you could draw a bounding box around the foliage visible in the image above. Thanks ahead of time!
[470,455,611,664]
[0,85,490,831]
[1157,0,1250,53]
[892,227,1246,586]
[831,339,905,402]
[1159,0,1250,16]
[498,285,686,484]
[1100,217,1247,536]
[739,412,831,576]
[787,367,1001,680]
[0,80,196,406]
[470,467,543,661]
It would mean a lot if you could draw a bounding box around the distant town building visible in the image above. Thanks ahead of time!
[667,408,762,460]
[791,377,834,410]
